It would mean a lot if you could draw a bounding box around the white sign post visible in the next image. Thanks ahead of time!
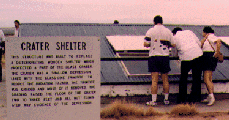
[6,36,100,120]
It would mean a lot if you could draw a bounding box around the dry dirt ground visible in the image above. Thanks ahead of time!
[100,101,229,120]
[101,112,229,120]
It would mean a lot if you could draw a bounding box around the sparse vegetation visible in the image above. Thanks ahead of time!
[145,107,162,116]
[100,100,161,119]
[170,104,199,116]
[200,112,223,119]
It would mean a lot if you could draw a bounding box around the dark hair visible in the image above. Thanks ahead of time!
[203,26,214,33]
[14,20,20,25]
[172,27,182,35]
[154,15,163,24]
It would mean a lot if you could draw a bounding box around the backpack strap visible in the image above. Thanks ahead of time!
[207,39,215,52]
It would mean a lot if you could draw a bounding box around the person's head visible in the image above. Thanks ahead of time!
[14,20,20,28]
[203,26,214,37]
[172,27,182,36]
[153,15,163,25]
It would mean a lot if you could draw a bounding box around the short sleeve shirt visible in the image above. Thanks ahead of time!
[202,34,218,52]
[173,30,203,61]
[14,28,19,37]
[144,25,174,56]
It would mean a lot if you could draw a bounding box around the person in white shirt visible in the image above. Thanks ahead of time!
[144,15,175,106]
[14,20,20,37]
[0,30,5,43]
[172,27,203,104]
[200,26,221,106]
[0,29,5,82]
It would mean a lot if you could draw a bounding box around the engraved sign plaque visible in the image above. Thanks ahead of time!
[6,36,100,120]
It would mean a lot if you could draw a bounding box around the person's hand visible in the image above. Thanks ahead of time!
[214,52,220,58]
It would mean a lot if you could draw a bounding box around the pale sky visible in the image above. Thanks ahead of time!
[0,0,229,28]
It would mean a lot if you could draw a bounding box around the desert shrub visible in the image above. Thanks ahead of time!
[170,104,198,116]
[100,100,159,119]
[145,107,162,116]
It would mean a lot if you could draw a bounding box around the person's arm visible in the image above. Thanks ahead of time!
[200,34,209,48]
[214,39,222,58]
[144,36,151,47]
[170,37,178,57]
[144,42,150,47]
[169,32,176,48]
[169,35,178,56]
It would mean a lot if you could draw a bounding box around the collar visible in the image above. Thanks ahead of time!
[154,24,163,28]
[207,33,215,38]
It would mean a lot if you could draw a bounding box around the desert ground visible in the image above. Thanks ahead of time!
[100,101,229,120]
